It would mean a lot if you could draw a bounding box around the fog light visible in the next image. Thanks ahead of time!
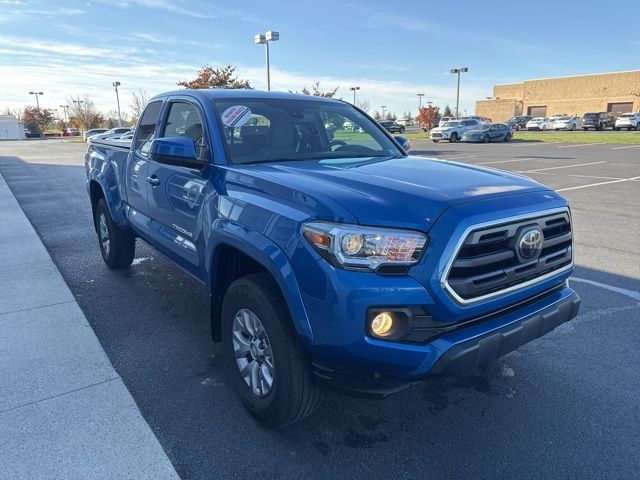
[370,312,393,336]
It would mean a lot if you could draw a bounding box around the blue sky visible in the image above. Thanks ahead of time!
[1,0,638,119]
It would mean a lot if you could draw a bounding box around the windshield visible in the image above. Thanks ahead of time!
[443,121,461,127]
[620,114,633,118]
[213,98,403,165]
[531,118,545,121]
[555,117,570,121]
[583,113,598,120]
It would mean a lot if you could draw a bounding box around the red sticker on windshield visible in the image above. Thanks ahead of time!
[221,105,251,127]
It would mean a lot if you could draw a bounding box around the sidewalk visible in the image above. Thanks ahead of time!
[0,172,179,479]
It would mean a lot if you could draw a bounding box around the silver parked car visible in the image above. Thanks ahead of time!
[429,119,480,142]
[552,116,581,130]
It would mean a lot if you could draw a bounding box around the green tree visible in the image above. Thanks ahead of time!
[443,105,453,117]
[177,65,251,89]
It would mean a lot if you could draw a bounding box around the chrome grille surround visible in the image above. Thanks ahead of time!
[441,207,573,305]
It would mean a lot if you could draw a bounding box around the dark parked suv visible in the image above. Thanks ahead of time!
[582,112,614,131]
[378,120,405,133]
[505,115,532,131]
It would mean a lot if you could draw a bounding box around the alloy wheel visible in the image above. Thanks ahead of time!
[99,213,110,257]
[232,308,274,397]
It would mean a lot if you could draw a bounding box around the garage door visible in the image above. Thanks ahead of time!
[607,102,633,118]
[527,106,547,117]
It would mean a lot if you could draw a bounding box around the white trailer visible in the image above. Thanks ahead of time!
[0,115,26,140]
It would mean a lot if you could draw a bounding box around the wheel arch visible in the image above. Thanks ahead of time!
[206,220,313,345]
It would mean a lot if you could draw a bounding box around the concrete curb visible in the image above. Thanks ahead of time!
[0,172,180,479]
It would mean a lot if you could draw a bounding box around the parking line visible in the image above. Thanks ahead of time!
[557,143,606,148]
[511,143,553,147]
[611,145,640,150]
[477,157,536,165]
[568,174,625,180]
[557,176,640,192]
[570,277,640,302]
[517,161,606,173]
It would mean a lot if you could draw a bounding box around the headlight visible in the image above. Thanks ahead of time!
[301,222,428,272]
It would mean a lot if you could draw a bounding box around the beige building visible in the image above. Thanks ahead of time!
[476,70,640,123]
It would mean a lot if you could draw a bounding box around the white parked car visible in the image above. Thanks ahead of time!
[614,113,640,131]
[438,116,453,127]
[553,116,581,131]
[526,117,553,131]
[396,118,414,127]
[460,115,491,125]
[429,119,480,142]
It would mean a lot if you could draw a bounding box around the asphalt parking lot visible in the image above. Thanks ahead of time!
[1,139,639,479]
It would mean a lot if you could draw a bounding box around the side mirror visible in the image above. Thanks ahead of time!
[394,135,410,151]
[149,137,204,169]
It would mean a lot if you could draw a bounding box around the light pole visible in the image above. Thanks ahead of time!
[349,86,360,105]
[254,30,279,91]
[29,91,44,108]
[380,105,387,119]
[417,93,425,110]
[450,67,468,118]
[59,105,69,122]
[113,81,122,127]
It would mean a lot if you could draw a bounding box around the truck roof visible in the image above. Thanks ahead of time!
[151,89,345,104]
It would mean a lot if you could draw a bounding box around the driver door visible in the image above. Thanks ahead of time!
[145,99,212,277]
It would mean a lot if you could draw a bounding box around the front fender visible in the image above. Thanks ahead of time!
[205,219,313,344]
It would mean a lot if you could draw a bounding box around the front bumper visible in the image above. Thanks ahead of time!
[312,287,580,397]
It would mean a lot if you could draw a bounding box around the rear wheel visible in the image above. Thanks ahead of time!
[571,123,577,131]
[449,132,459,142]
[504,133,512,142]
[94,199,135,269]
[222,273,321,428]
[482,134,490,143]
[541,125,547,131]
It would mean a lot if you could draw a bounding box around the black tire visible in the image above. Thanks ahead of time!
[583,127,588,131]
[541,125,547,131]
[449,132,459,142]
[504,133,512,142]
[94,199,135,269]
[222,273,321,428]
[571,123,577,131]
[400,127,405,133]
[482,134,490,143]
[432,139,439,143]
[627,127,632,131]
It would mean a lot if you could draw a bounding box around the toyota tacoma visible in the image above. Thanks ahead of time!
[85,90,579,427]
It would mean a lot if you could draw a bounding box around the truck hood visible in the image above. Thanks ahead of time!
[236,156,550,230]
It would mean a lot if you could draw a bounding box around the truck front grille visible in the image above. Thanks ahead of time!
[444,210,573,303]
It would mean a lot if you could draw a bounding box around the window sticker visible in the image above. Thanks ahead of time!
[221,105,252,127]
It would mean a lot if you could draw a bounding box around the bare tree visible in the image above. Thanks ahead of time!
[300,81,339,98]
[357,99,371,112]
[67,94,105,130]
[130,89,150,123]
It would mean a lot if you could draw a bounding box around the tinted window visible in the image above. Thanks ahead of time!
[134,101,162,156]
[162,101,208,161]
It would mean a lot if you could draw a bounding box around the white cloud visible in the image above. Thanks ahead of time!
[0,35,115,57]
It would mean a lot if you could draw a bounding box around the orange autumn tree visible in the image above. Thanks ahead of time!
[177,65,251,89]
[418,105,440,130]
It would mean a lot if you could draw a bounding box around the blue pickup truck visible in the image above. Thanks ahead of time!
[85,89,579,427]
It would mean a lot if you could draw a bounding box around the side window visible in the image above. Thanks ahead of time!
[162,102,208,162]
[134,101,163,157]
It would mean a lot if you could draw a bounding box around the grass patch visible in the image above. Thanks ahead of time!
[62,137,86,143]
[402,131,640,144]
[512,132,640,144]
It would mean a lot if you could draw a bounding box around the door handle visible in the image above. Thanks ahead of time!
[147,175,160,186]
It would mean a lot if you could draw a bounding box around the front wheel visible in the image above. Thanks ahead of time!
[504,133,512,142]
[222,273,321,428]
[94,199,135,269]
[541,125,547,131]
[482,134,490,143]
[432,139,439,143]
[449,132,459,142]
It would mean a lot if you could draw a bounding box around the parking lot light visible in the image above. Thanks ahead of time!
[349,86,360,105]
[254,31,279,91]
[450,67,468,118]
[113,81,122,127]
[417,93,424,109]
[381,105,387,118]
[28,91,44,108]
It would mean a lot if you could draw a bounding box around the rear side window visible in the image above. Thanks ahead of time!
[134,100,163,157]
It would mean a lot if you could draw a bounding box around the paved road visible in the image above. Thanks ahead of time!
[1,139,639,479]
